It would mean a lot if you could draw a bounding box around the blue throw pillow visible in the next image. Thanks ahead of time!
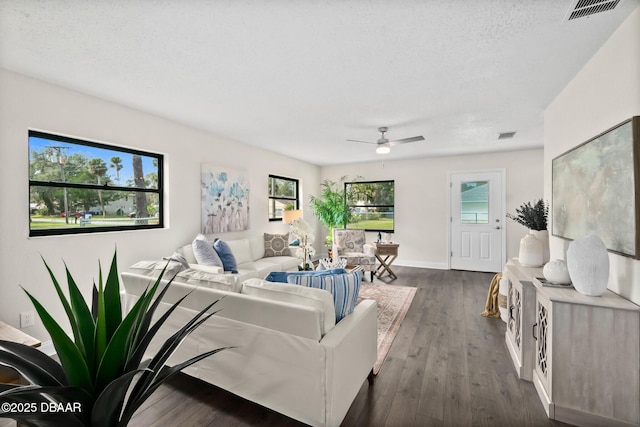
[287,270,361,322]
[264,271,290,283]
[213,239,238,273]
[265,268,347,283]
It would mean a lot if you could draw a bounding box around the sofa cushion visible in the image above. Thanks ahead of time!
[176,268,242,293]
[239,259,281,279]
[242,278,336,335]
[264,233,291,257]
[192,234,223,267]
[189,263,224,275]
[129,259,186,279]
[213,239,239,273]
[224,238,252,265]
[287,270,361,322]
[265,255,301,271]
[176,244,198,264]
[248,235,266,261]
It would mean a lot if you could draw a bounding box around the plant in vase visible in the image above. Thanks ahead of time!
[0,251,227,427]
[290,218,316,270]
[507,199,549,266]
[309,177,352,248]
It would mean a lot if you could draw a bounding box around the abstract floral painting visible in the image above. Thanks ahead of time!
[201,164,250,233]
[552,117,638,258]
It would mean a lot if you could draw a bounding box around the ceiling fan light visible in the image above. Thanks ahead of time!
[376,146,391,154]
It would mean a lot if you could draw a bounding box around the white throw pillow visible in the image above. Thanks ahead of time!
[241,278,336,335]
[192,234,223,267]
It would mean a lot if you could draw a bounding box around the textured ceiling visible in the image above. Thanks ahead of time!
[1,0,638,166]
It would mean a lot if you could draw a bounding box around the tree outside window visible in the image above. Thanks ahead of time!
[29,130,163,236]
[345,180,394,232]
[268,175,299,220]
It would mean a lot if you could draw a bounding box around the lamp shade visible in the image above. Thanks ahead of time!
[282,209,302,224]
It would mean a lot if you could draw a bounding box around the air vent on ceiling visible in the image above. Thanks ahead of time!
[498,132,516,140]
[564,0,621,21]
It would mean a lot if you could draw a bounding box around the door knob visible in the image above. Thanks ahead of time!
[496,226,501,230]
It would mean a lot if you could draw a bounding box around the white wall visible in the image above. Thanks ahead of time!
[0,69,320,341]
[321,148,544,269]
[544,6,640,305]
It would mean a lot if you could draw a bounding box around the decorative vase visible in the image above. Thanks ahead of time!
[566,235,609,296]
[530,229,550,263]
[543,259,571,285]
[519,233,543,267]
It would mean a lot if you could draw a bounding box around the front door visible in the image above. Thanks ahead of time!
[449,170,505,273]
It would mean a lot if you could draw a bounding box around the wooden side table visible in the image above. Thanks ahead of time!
[0,321,41,384]
[373,242,399,280]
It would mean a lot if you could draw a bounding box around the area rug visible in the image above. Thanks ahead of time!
[358,282,417,375]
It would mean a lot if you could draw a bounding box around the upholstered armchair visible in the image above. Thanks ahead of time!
[332,229,376,281]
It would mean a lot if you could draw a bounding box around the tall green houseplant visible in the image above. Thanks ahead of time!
[309,177,352,246]
[0,251,226,427]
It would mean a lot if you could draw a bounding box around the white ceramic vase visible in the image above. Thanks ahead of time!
[530,229,550,263]
[566,235,609,296]
[519,233,543,267]
[543,259,571,285]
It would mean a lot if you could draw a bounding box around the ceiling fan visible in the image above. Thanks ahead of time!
[347,127,425,154]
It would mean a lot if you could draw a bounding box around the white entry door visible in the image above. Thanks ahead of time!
[449,170,505,273]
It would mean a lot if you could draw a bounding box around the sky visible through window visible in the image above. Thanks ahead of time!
[29,136,157,187]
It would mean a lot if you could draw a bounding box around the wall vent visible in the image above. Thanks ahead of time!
[564,0,621,21]
[498,132,516,140]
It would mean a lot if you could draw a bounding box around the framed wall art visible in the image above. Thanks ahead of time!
[201,164,250,233]
[552,116,640,258]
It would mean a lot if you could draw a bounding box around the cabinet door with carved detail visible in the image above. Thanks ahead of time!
[507,280,522,352]
[534,295,551,397]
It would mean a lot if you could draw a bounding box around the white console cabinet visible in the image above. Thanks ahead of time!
[505,259,640,427]
[504,260,539,381]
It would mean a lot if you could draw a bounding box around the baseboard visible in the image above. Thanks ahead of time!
[393,260,449,270]
[38,340,56,356]
[554,405,638,427]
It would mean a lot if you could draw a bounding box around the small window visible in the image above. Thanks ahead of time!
[345,180,394,232]
[268,175,299,221]
[460,181,489,224]
[29,130,163,236]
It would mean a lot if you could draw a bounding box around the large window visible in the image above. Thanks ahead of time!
[345,180,394,232]
[29,130,163,236]
[268,174,299,220]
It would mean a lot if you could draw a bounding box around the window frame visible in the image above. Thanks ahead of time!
[268,174,299,221]
[28,130,164,237]
[345,179,395,233]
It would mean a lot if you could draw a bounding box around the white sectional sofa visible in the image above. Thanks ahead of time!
[121,234,378,426]
[179,234,301,286]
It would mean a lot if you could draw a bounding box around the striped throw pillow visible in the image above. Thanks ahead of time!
[288,270,362,322]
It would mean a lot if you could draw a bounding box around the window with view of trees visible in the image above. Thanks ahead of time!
[29,130,163,236]
[268,175,299,220]
[345,180,394,232]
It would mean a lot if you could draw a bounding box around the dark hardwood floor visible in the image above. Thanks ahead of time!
[0,267,571,427]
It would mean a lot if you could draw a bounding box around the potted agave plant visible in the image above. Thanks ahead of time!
[0,250,226,427]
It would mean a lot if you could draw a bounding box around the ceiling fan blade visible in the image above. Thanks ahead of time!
[389,135,425,145]
[346,139,376,145]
